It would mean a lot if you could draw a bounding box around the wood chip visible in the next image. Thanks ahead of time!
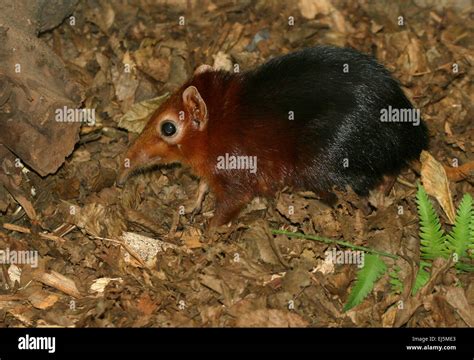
[28,290,60,310]
[33,270,81,298]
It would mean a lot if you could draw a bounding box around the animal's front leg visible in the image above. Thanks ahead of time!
[188,180,209,221]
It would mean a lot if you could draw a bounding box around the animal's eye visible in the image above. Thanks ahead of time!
[161,121,177,137]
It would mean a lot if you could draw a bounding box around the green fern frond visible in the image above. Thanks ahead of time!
[446,193,473,270]
[389,266,403,295]
[446,194,474,271]
[412,261,431,295]
[343,254,387,312]
[470,206,474,259]
[417,184,447,260]
[455,262,474,272]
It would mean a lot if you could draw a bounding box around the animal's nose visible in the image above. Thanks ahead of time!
[116,168,131,187]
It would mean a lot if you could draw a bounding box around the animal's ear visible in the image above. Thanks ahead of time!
[182,86,208,131]
[194,64,213,75]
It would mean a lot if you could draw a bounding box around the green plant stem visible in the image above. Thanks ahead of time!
[271,229,399,260]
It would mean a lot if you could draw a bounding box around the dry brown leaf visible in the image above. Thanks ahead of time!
[381,305,398,327]
[235,309,309,327]
[72,203,127,238]
[199,305,224,325]
[133,38,171,82]
[444,121,453,136]
[394,258,453,327]
[298,0,351,33]
[7,305,34,326]
[28,291,60,310]
[111,52,139,111]
[241,221,282,266]
[199,274,224,295]
[117,93,170,133]
[311,208,341,238]
[179,227,203,249]
[121,231,186,268]
[445,287,474,327]
[8,264,21,284]
[85,2,115,33]
[299,0,333,18]
[420,151,456,224]
[314,257,335,275]
[407,37,428,74]
[136,293,158,316]
[276,193,309,224]
[444,161,474,182]
[281,268,311,296]
[0,173,37,220]
[90,277,123,294]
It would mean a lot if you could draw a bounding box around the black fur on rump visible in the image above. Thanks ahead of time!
[239,46,429,195]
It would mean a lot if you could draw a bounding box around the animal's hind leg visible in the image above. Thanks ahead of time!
[209,191,251,228]
[315,190,337,206]
[346,172,379,196]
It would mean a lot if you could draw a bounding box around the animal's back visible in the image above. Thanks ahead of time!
[239,46,429,195]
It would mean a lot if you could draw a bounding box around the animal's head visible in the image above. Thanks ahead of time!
[116,65,213,186]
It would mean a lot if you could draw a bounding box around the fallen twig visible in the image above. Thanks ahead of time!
[3,223,65,243]
[271,229,399,260]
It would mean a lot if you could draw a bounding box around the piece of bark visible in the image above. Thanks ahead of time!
[0,0,84,176]
[36,0,80,34]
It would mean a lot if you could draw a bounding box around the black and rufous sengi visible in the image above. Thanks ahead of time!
[117,46,429,227]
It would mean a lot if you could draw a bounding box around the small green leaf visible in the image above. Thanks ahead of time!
[412,261,431,295]
[389,266,403,295]
[343,254,387,312]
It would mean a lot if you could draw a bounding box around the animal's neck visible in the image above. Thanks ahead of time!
[183,71,255,180]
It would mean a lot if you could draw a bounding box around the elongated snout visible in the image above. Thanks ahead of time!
[116,150,162,187]
[116,166,132,187]
[116,146,143,187]
[116,125,167,187]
